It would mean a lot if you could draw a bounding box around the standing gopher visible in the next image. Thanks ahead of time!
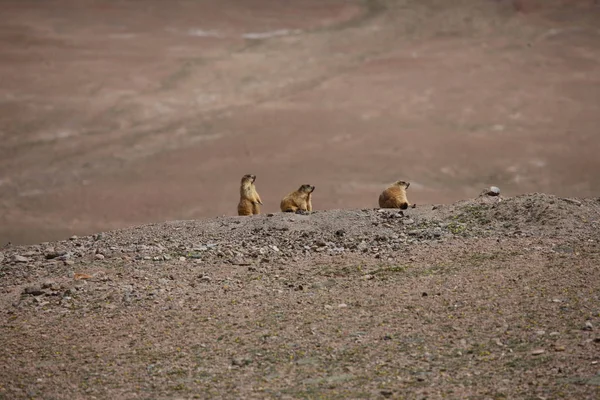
[280,184,315,213]
[378,180,414,209]
[237,174,262,216]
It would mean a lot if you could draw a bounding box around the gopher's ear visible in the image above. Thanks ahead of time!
[406,182,410,189]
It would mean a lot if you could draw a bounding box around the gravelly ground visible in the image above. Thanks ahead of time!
[1,193,600,399]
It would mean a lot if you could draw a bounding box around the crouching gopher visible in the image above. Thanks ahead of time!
[378,180,415,209]
[280,184,315,213]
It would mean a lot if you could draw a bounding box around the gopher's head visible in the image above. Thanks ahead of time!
[299,184,315,194]
[241,174,256,184]
[394,180,410,189]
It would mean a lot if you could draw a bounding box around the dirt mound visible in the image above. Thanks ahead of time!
[1,193,599,399]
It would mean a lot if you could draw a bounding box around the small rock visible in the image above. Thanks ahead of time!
[74,273,93,280]
[549,332,560,337]
[403,219,415,225]
[231,357,251,367]
[487,186,501,196]
[41,281,55,290]
[64,260,75,266]
[584,321,594,331]
[23,286,44,296]
[338,303,348,308]
[13,255,30,263]
[179,256,186,261]
[45,250,66,259]
[324,305,333,310]
[200,275,212,282]
[69,235,79,240]
[163,254,172,261]
[531,349,545,355]
[230,256,251,266]
[561,198,582,206]
[266,213,274,217]
[554,345,566,352]
[95,254,105,260]
[535,330,546,336]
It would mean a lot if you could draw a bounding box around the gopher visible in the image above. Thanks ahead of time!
[237,174,262,216]
[378,180,415,209]
[280,184,315,213]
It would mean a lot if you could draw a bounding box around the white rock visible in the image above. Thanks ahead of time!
[487,186,501,196]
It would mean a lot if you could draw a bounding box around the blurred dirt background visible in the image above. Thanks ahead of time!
[1,0,599,244]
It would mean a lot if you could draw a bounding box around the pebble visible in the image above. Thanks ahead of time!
[179,256,186,261]
[584,321,593,331]
[13,255,30,263]
[531,349,545,355]
[338,303,348,308]
[45,249,65,259]
[69,235,79,240]
[200,275,212,282]
[487,186,501,196]
[23,286,44,296]
[95,254,105,260]
[403,219,415,225]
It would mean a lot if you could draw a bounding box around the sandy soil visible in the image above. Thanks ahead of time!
[1,1,600,244]
[0,193,599,399]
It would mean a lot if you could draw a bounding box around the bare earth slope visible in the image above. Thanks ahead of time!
[1,0,600,244]
[1,193,599,399]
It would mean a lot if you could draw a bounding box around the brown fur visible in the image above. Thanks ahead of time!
[378,180,413,209]
[280,184,315,213]
[237,174,262,216]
